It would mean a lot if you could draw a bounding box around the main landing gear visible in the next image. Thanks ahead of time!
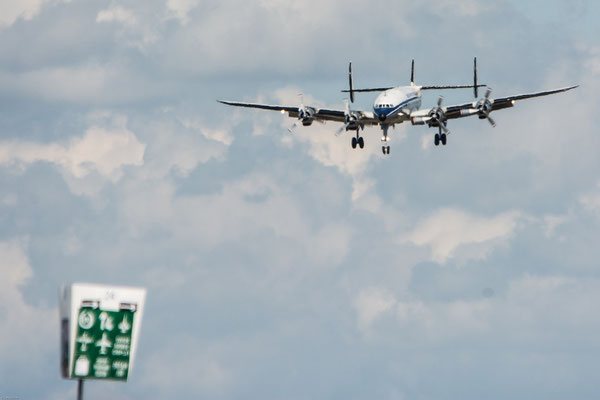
[351,134,364,149]
[434,124,448,146]
[434,133,447,146]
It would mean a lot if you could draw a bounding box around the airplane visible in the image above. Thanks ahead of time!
[219,58,577,155]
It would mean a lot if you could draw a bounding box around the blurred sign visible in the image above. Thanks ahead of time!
[59,283,146,382]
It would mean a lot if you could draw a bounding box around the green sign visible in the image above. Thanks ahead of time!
[71,307,135,380]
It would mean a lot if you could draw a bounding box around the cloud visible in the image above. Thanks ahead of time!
[402,208,522,264]
[579,182,600,217]
[0,119,145,195]
[166,0,201,24]
[354,274,600,347]
[0,239,55,374]
[96,5,138,27]
[354,287,397,331]
[0,0,57,27]
[141,334,231,395]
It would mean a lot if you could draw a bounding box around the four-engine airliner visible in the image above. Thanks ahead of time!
[219,58,577,155]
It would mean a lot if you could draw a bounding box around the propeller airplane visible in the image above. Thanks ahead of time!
[219,58,577,155]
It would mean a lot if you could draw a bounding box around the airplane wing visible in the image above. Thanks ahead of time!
[442,85,579,120]
[218,100,379,125]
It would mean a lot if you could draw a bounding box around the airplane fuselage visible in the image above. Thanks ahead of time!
[373,86,422,122]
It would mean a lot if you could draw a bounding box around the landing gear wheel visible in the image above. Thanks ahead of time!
[441,133,447,145]
[358,137,364,149]
[351,137,357,149]
[382,146,390,155]
[434,133,440,146]
[386,146,390,154]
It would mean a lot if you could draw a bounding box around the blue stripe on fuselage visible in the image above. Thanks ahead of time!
[374,96,419,119]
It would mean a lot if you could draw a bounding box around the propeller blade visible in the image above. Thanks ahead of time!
[484,87,492,100]
[287,122,297,133]
[437,95,444,107]
[487,116,496,127]
[335,125,345,136]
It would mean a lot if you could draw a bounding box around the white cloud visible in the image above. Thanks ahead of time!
[354,287,397,331]
[0,0,61,27]
[402,208,522,264]
[166,0,201,24]
[354,274,600,347]
[0,239,55,367]
[96,4,158,50]
[141,335,231,395]
[580,182,600,217]
[272,87,390,212]
[96,5,138,27]
[180,117,234,146]
[0,120,145,195]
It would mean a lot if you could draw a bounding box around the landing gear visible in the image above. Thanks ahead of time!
[381,124,390,155]
[434,133,447,146]
[351,134,364,149]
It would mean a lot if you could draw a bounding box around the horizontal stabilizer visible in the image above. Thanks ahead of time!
[421,84,487,90]
[342,87,393,93]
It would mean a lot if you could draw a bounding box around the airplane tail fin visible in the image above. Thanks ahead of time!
[473,57,478,98]
[410,59,415,85]
[348,62,355,103]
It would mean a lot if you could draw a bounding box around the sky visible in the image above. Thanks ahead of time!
[1,0,600,399]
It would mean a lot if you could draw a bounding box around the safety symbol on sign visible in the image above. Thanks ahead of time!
[99,311,114,331]
[96,332,113,355]
[78,310,95,329]
[75,355,90,376]
[77,332,94,352]
[118,315,131,333]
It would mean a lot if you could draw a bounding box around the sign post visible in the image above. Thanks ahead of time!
[59,283,146,398]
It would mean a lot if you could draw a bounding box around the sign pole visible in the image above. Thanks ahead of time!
[77,379,84,400]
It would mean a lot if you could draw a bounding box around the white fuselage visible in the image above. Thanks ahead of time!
[373,85,422,122]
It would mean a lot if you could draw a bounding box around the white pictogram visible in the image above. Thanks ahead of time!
[74,355,90,376]
[99,311,114,331]
[77,332,94,351]
[96,332,112,355]
[118,315,131,333]
[78,310,95,329]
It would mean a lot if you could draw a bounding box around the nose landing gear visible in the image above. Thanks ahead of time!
[381,124,390,155]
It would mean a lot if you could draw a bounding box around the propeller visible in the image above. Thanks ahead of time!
[428,96,449,134]
[336,99,359,135]
[288,94,316,132]
[476,88,496,127]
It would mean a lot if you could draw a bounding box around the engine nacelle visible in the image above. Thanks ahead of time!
[476,98,492,118]
[298,107,315,126]
[411,117,427,126]
[426,107,445,127]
